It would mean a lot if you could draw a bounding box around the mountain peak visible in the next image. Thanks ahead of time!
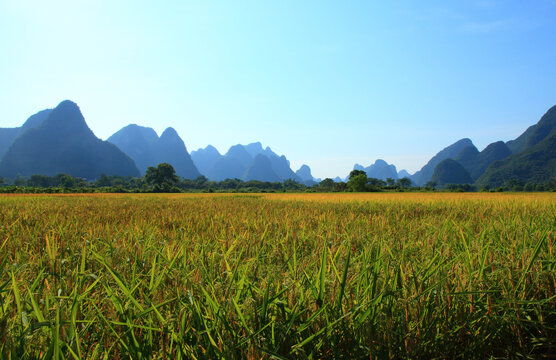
[412,138,475,185]
[39,100,93,137]
[108,124,200,178]
[198,145,220,155]
[456,138,473,146]
[161,127,179,139]
[225,145,253,167]
[245,142,264,157]
[353,159,398,180]
[0,100,140,179]
[247,141,263,148]
[296,164,314,183]
[57,99,79,109]
[108,124,159,145]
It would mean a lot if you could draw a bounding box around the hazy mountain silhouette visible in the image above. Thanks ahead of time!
[411,138,474,186]
[397,169,412,179]
[270,155,299,181]
[0,100,139,179]
[108,124,200,179]
[207,156,246,181]
[226,145,253,168]
[244,142,277,158]
[191,142,300,182]
[0,109,53,159]
[430,159,473,186]
[243,154,280,182]
[107,124,158,170]
[201,145,253,181]
[354,159,398,180]
[296,164,316,185]
[190,145,222,176]
[243,142,300,181]
[3,100,554,187]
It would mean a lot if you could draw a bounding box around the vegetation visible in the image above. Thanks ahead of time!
[145,163,180,192]
[455,142,512,182]
[0,193,554,359]
[475,105,556,187]
[1,167,556,194]
[430,159,473,186]
[476,133,556,188]
[412,138,474,186]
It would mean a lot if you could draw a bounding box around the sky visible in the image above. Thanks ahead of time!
[1,1,555,179]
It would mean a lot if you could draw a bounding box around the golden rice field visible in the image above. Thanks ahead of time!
[0,193,555,359]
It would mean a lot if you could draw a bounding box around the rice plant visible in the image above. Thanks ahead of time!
[0,193,554,359]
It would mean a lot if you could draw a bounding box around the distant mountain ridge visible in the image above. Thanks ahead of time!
[354,159,398,180]
[419,104,556,188]
[191,142,302,183]
[0,109,53,159]
[108,124,200,179]
[0,100,139,180]
[243,154,280,182]
[411,138,474,186]
[1,100,554,187]
[295,164,317,185]
[475,105,556,187]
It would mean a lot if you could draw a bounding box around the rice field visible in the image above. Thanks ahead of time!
[0,193,554,359]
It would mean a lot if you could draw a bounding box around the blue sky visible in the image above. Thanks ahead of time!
[1,1,555,178]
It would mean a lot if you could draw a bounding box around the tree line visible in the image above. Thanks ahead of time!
[0,163,555,193]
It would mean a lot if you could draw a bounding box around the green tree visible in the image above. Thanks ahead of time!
[194,175,209,189]
[504,178,523,191]
[14,175,26,186]
[349,170,366,180]
[56,174,77,188]
[29,174,52,187]
[333,181,347,192]
[282,179,303,191]
[319,178,335,190]
[96,173,112,187]
[368,178,385,188]
[145,163,179,190]
[425,181,437,190]
[544,176,556,191]
[347,173,368,192]
[396,177,412,188]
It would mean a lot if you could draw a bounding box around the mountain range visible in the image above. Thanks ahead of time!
[190,142,308,183]
[107,124,200,179]
[0,101,139,180]
[354,159,398,181]
[407,104,556,188]
[1,100,555,187]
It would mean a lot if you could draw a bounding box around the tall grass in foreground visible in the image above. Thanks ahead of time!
[0,193,554,359]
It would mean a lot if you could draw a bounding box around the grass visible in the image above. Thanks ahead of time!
[0,193,554,359]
